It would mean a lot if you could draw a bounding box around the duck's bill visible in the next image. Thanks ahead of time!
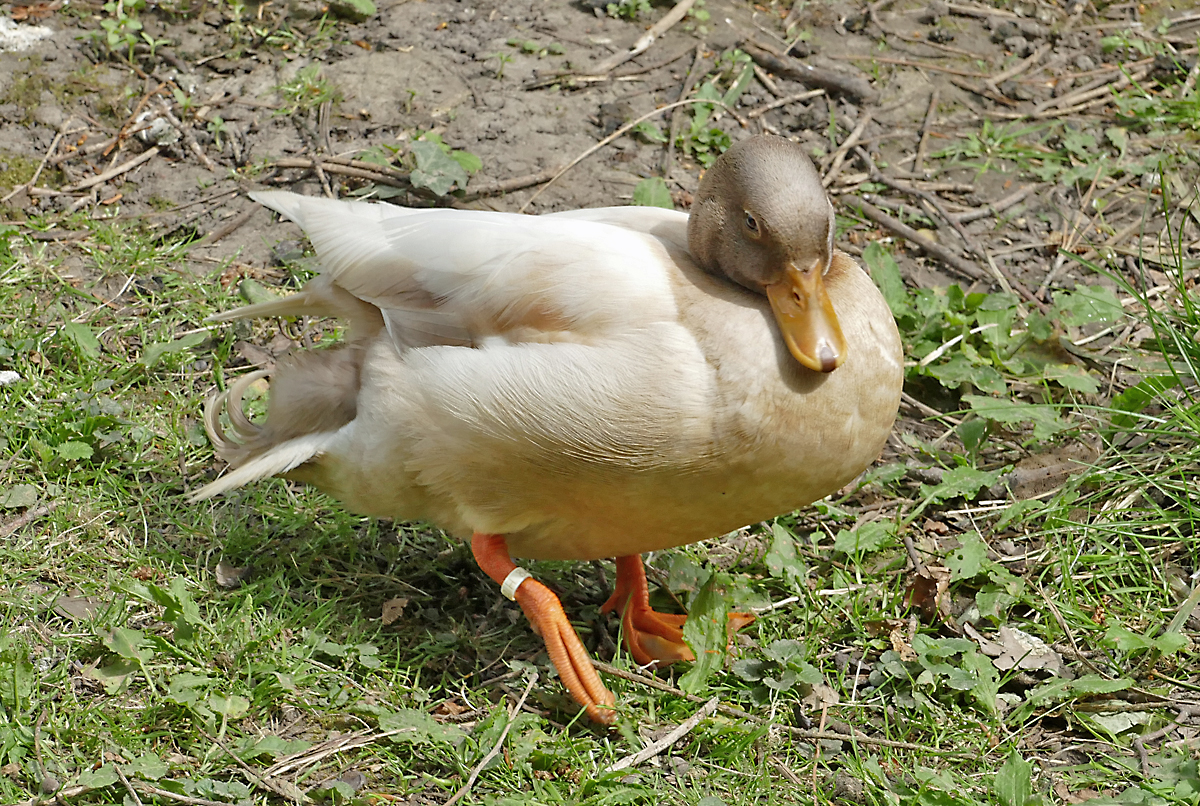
[766,264,847,373]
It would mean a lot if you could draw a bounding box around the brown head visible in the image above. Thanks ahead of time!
[687,135,846,373]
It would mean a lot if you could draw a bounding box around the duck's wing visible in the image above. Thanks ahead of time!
[225,191,685,350]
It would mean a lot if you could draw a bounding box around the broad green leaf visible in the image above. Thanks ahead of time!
[377,707,465,744]
[764,638,805,665]
[1154,631,1190,655]
[56,441,94,461]
[409,139,470,196]
[449,149,482,175]
[102,627,152,662]
[1012,674,1133,722]
[832,520,892,554]
[329,0,375,20]
[765,523,805,588]
[632,177,674,209]
[62,322,102,359]
[78,764,120,789]
[1052,286,1124,327]
[946,531,988,581]
[732,658,768,682]
[0,484,37,508]
[210,693,250,718]
[920,466,1002,505]
[1041,363,1099,393]
[963,650,999,716]
[679,572,729,694]
[1109,375,1178,428]
[994,752,1033,806]
[963,395,1069,441]
[125,753,169,781]
[862,242,911,319]
[141,331,208,368]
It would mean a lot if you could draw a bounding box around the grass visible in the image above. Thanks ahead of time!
[3,30,1200,806]
[1,192,1198,806]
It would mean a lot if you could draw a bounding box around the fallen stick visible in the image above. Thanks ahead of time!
[740,42,878,103]
[606,697,719,772]
[822,111,874,187]
[912,88,939,176]
[272,157,408,188]
[849,197,988,282]
[457,167,563,202]
[589,0,698,77]
[746,88,824,119]
[194,204,258,247]
[0,131,62,204]
[953,185,1034,223]
[62,146,160,193]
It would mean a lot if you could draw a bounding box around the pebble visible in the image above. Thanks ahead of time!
[1004,35,1031,57]
[1075,54,1096,71]
[0,370,20,386]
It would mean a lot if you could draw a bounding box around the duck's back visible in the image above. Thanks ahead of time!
[197,196,902,561]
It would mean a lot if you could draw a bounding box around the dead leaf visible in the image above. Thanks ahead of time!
[802,682,841,709]
[215,561,251,589]
[434,700,468,717]
[889,624,918,662]
[236,341,275,369]
[381,597,409,625]
[131,566,159,581]
[54,595,104,623]
[991,626,1071,677]
[906,564,951,623]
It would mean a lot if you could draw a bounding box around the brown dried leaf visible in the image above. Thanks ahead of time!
[215,561,251,589]
[381,596,409,625]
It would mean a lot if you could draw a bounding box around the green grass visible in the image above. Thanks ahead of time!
[2,185,1200,806]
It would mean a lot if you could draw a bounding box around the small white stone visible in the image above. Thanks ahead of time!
[0,18,54,53]
[0,371,20,386]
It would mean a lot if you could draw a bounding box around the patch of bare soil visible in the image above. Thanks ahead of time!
[0,0,1194,291]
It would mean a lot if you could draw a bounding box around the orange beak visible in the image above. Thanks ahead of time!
[766,262,847,373]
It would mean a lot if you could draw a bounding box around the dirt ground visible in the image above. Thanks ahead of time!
[2,0,1196,304]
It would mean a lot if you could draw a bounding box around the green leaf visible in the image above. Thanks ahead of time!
[920,466,1002,505]
[141,331,208,368]
[963,649,999,716]
[210,693,250,718]
[679,572,730,694]
[764,523,805,588]
[77,764,120,790]
[0,484,37,508]
[832,520,892,554]
[449,149,482,175]
[963,395,1069,442]
[56,441,94,461]
[1012,674,1133,722]
[125,753,169,781]
[994,752,1033,806]
[862,242,911,319]
[1041,363,1099,393]
[102,627,152,662]
[409,139,470,196]
[62,322,102,359]
[631,121,667,143]
[1052,286,1124,327]
[377,707,465,744]
[946,531,988,581]
[720,64,755,108]
[631,177,674,209]
[1109,375,1178,428]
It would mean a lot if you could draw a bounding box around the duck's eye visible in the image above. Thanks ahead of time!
[744,212,759,233]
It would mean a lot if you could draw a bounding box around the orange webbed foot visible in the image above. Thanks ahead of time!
[601,555,755,667]
[472,533,616,725]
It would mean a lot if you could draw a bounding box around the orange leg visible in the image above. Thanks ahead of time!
[471,533,616,725]
[601,555,757,667]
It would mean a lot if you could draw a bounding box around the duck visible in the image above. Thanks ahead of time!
[191,135,904,725]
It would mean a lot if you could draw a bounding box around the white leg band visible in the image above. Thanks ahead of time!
[500,567,532,601]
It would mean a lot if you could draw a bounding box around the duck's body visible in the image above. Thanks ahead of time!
[194,136,904,724]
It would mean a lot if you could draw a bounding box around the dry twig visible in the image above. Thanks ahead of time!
[606,697,719,772]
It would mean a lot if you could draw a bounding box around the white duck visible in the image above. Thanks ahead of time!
[192,135,904,724]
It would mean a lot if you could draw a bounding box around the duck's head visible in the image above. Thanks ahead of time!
[687,135,847,373]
